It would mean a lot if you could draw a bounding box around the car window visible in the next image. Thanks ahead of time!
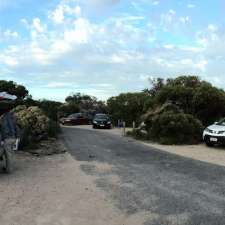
[217,119,225,126]
[68,114,77,118]
[94,114,109,120]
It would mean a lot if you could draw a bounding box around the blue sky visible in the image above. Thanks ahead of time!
[0,0,225,101]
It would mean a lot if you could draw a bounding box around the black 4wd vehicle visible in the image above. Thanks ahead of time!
[92,114,112,129]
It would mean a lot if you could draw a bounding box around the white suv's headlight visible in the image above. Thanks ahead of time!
[204,128,212,133]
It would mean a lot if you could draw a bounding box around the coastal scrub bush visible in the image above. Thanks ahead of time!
[13,105,60,148]
[149,112,203,145]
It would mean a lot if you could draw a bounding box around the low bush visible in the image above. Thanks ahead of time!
[47,120,61,138]
[148,112,203,145]
[13,105,61,148]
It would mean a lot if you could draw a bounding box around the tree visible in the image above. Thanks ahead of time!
[166,75,202,88]
[148,78,165,97]
[58,103,80,118]
[193,83,225,125]
[64,93,107,117]
[65,93,97,111]
[149,75,225,126]
[38,100,63,121]
[0,80,29,99]
[107,92,150,126]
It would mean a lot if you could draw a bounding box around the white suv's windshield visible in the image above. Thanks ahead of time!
[217,119,225,126]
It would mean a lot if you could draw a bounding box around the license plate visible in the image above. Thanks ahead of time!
[100,124,104,127]
[210,137,218,142]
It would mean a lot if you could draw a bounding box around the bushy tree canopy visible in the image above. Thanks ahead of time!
[38,100,63,121]
[151,76,225,125]
[107,92,150,126]
[65,93,97,110]
[61,93,107,117]
[192,83,225,125]
[0,80,29,99]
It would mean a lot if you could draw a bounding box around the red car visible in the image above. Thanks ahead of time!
[60,113,90,125]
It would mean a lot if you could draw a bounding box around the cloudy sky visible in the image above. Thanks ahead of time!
[0,0,225,101]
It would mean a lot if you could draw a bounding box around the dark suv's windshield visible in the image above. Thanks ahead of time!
[94,114,108,120]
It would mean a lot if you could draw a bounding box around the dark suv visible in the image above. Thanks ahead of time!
[92,114,112,129]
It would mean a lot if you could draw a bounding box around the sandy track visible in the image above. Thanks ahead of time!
[64,125,225,167]
[0,152,147,225]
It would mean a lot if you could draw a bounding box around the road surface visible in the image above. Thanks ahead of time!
[62,126,225,225]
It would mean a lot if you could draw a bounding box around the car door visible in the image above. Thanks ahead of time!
[76,114,84,125]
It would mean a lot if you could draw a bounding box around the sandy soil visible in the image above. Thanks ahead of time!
[66,125,225,167]
[142,142,225,167]
[0,151,148,225]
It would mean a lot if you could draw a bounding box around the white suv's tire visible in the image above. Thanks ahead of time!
[206,141,214,147]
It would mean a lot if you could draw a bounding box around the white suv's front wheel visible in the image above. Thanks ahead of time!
[205,141,214,147]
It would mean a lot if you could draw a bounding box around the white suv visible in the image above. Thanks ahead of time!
[203,119,225,146]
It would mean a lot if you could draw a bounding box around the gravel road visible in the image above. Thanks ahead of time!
[63,126,225,225]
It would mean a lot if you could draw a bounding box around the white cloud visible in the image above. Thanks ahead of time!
[187,4,195,8]
[1,0,225,100]
[86,0,120,8]
[0,29,19,42]
[160,9,176,29]
[180,16,190,24]
[49,5,65,24]
[73,6,81,16]
[139,74,150,81]
[195,59,208,72]
[169,9,176,15]
[0,55,18,66]
[164,44,175,49]
[64,18,93,44]
[3,29,19,38]
[208,24,217,32]
[152,1,160,6]
[45,82,74,88]
[32,18,45,33]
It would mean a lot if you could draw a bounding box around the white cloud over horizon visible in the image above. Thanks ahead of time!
[0,0,225,101]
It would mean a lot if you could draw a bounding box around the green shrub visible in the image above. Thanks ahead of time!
[14,106,50,136]
[13,105,61,148]
[148,112,203,145]
[107,92,150,127]
[47,120,61,138]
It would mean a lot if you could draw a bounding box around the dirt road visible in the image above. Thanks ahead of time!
[0,151,145,225]
[1,126,225,225]
[63,126,225,225]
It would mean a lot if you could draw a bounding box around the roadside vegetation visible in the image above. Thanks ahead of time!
[109,76,225,145]
[1,75,225,147]
[0,81,109,152]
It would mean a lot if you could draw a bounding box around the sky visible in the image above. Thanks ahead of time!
[0,0,225,102]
